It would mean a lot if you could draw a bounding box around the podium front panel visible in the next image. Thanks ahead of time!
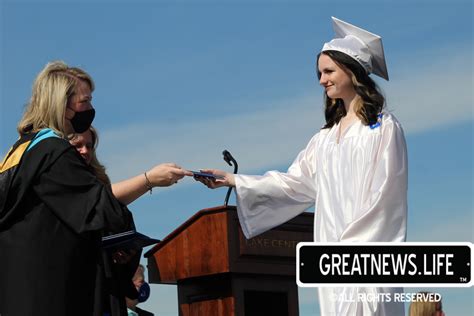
[227,209,313,276]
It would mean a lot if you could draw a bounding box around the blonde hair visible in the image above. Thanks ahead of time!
[409,292,442,316]
[17,61,95,137]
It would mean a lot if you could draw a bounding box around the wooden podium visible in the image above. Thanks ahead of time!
[144,205,313,316]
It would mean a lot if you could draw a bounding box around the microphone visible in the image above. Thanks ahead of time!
[222,150,238,206]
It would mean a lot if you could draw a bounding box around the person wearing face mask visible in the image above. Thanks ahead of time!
[0,61,189,316]
[195,17,408,316]
[125,265,154,316]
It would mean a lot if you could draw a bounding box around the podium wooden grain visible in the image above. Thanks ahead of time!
[144,205,313,316]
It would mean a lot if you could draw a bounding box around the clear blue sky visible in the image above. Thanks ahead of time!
[1,0,472,315]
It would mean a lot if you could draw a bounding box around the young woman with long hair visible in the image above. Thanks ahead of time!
[195,17,408,316]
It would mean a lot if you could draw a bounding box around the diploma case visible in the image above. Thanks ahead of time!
[144,205,313,316]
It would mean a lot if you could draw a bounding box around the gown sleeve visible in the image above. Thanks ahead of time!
[234,133,319,238]
[32,142,131,236]
[339,116,408,242]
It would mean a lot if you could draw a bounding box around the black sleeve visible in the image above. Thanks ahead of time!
[32,140,131,235]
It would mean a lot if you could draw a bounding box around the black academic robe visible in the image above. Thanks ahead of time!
[0,132,135,316]
[135,306,154,316]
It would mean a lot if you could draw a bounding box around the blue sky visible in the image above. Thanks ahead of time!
[1,0,472,315]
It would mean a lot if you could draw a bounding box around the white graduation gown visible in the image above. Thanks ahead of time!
[234,112,408,316]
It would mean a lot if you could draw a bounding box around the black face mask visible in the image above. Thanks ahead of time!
[69,108,95,133]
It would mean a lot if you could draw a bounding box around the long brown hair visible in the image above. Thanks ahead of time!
[87,127,111,186]
[317,51,385,129]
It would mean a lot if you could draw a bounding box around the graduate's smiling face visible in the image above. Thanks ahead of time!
[70,130,93,165]
[318,54,355,100]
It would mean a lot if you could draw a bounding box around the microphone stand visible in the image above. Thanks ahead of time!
[222,150,238,207]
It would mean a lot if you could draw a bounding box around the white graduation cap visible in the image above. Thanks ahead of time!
[321,17,389,81]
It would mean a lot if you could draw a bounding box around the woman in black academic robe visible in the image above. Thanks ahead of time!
[1,61,138,316]
[0,129,134,315]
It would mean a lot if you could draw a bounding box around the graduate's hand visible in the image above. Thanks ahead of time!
[193,169,235,188]
[147,163,193,187]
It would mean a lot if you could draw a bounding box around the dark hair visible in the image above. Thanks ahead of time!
[317,50,385,129]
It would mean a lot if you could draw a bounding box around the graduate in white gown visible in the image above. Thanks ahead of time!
[195,17,407,316]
